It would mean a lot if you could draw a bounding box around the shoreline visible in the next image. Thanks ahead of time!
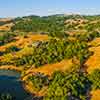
[0,65,35,96]
[0,65,23,72]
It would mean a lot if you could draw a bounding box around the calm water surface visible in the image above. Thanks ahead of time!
[0,70,31,100]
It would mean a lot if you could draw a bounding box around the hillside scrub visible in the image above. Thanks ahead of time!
[0,14,100,100]
[26,67,100,100]
[11,15,67,38]
[44,70,90,100]
[0,38,91,67]
[0,32,16,46]
[88,69,100,90]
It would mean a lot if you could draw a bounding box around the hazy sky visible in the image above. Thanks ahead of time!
[0,0,100,17]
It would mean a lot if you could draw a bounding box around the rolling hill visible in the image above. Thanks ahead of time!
[0,14,100,100]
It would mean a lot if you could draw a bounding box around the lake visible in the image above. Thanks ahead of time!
[0,70,31,100]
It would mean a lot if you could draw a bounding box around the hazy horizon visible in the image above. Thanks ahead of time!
[0,0,100,18]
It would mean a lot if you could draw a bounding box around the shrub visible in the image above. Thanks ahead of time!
[6,46,20,53]
[29,73,49,91]
[1,38,91,67]
[44,71,90,100]
[0,32,16,46]
[89,69,100,90]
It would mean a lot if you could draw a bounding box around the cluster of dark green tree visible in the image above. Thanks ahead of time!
[29,73,49,91]
[5,46,20,53]
[11,15,67,38]
[88,69,100,90]
[0,32,16,46]
[75,31,100,42]
[85,21,100,32]
[44,71,90,100]
[44,69,100,100]
[28,67,100,100]
[1,38,91,67]
[0,46,20,56]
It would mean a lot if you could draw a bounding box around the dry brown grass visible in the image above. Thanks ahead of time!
[89,38,100,47]
[91,90,100,100]
[0,42,16,52]
[23,59,73,96]
[23,81,47,96]
[0,18,12,22]
[65,30,87,36]
[0,34,48,52]
[85,38,100,73]
[22,59,73,81]
[85,46,100,73]
[16,34,48,48]
[0,23,14,31]
[0,65,23,72]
